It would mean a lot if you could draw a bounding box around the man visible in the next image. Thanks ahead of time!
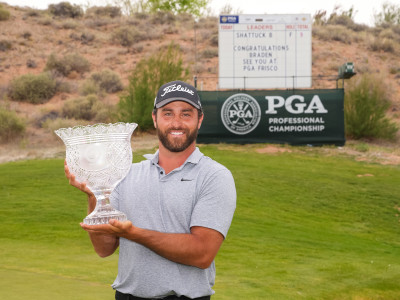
[65,80,236,300]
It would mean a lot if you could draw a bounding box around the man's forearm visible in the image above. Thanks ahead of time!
[87,231,119,257]
[121,225,223,269]
[85,194,119,257]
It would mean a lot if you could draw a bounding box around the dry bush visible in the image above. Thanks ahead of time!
[41,117,85,132]
[196,16,217,30]
[21,31,32,40]
[327,15,368,32]
[89,69,123,93]
[45,52,90,76]
[111,26,148,47]
[23,8,42,18]
[80,79,100,96]
[0,4,11,21]
[392,24,400,35]
[149,11,176,25]
[48,2,83,19]
[148,26,165,40]
[69,32,95,44]
[83,17,114,28]
[62,94,99,120]
[368,37,396,53]
[379,28,397,39]
[8,72,57,104]
[313,25,355,44]
[163,25,179,34]
[176,12,193,23]
[61,94,114,122]
[0,40,12,52]
[60,19,79,29]
[37,16,52,26]
[0,106,26,143]
[198,28,212,41]
[201,48,218,59]
[85,6,121,18]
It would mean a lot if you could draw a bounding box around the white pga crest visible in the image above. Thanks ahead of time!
[221,93,261,135]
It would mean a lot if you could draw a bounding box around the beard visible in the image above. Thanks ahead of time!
[157,125,199,152]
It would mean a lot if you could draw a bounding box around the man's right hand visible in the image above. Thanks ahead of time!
[64,160,97,213]
[64,160,93,196]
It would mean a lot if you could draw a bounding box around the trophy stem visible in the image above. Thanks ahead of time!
[83,191,127,225]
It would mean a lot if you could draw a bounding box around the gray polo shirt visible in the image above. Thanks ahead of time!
[110,147,236,298]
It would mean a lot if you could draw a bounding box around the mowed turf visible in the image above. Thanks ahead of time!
[0,145,399,299]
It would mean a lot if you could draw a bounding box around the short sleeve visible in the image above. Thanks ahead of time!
[190,168,236,238]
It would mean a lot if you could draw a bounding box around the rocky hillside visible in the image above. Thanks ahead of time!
[1,3,400,158]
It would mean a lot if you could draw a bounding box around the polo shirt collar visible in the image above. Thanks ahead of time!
[144,147,203,166]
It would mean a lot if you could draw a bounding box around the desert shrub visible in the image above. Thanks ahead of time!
[201,48,218,59]
[45,52,90,76]
[368,37,396,53]
[345,74,398,140]
[392,24,400,35]
[327,14,354,27]
[0,4,10,21]
[60,20,79,29]
[42,117,82,131]
[70,32,95,44]
[62,95,99,120]
[149,11,176,25]
[93,101,117,123]
[118,43,189,131]
[0,107,26,143]
[24,9,42,18]
[86,6,121,18]
[37,16,52,26]
[48,2,83,18]
[36,110,59,128]
[83,18,112,28]
[21,31,32,40]
[80,80,100,96]
[89,69,123,93]
[313,25,354,44]
[0,40,11,51]
[210,33,218,46]
[8,72,57,104]
[26,59,37,68]
[61,95,113,122]
[111,27,147,47]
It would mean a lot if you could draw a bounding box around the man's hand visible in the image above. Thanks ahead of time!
[80,219,134,238]
[64,160,93,197]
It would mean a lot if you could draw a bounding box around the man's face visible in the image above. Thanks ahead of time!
[153,101,203,152]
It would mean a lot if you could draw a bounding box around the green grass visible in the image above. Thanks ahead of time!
[1,145,399,299]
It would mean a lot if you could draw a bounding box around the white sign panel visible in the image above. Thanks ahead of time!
[219,14,312,89]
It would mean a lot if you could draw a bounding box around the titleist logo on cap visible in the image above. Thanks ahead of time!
[161,84,194,97]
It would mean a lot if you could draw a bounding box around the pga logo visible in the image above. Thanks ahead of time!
[221,94,261,135]
[265,95,328,114]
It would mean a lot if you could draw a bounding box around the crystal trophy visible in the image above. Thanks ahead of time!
[55,122,137,225]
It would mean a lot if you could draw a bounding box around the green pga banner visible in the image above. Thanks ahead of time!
[197,89,345,145]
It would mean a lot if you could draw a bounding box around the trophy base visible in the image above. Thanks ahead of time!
[83,204,127,225]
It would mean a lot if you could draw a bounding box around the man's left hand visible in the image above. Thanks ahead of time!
[80,219,133,237]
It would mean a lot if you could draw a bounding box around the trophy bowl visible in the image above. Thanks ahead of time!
[55,122,137,225]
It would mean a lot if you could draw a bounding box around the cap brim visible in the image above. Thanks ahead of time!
[155,97,201,110]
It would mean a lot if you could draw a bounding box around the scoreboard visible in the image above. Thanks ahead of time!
[219,14,312,89]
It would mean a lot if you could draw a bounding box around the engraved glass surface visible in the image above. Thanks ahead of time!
[55,122,137,225]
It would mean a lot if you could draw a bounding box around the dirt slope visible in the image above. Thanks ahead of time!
[1,3,400,163]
